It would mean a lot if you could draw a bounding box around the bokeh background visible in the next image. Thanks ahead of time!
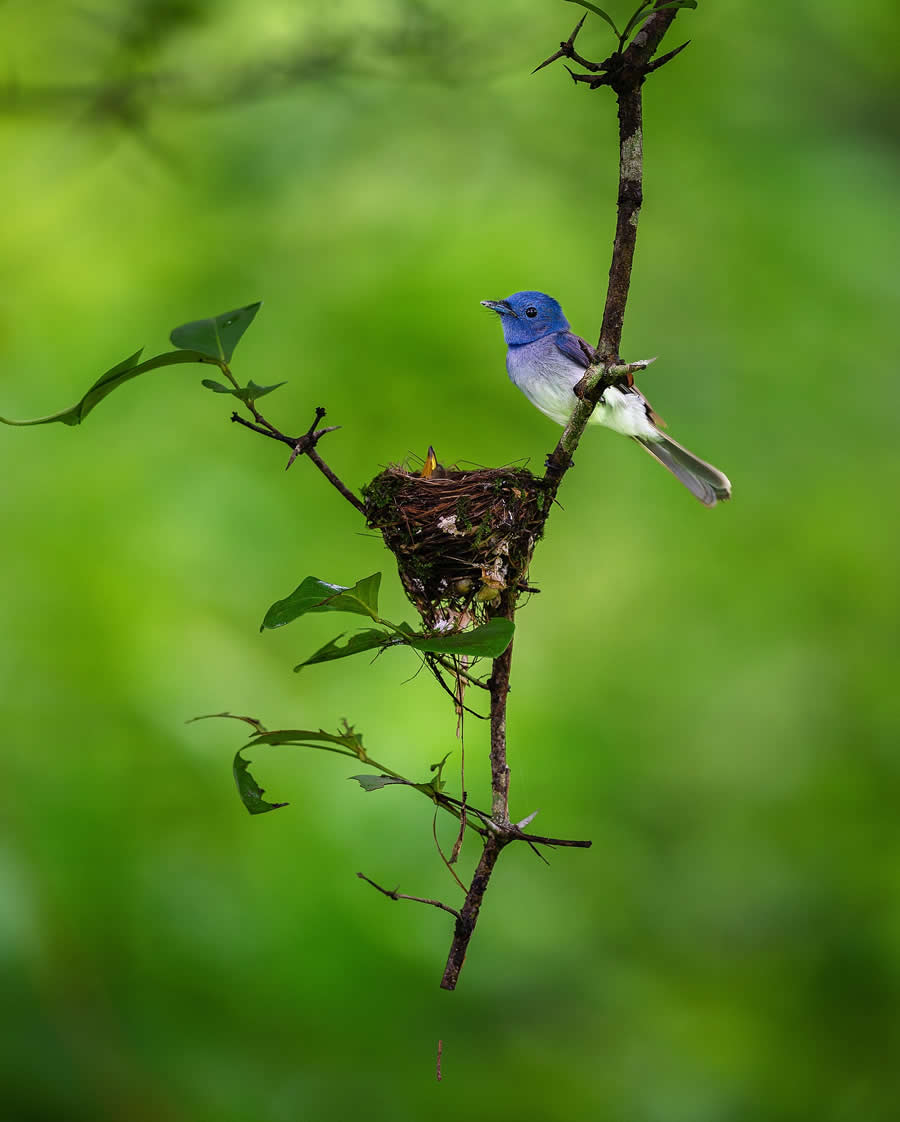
[2,1,899,1118]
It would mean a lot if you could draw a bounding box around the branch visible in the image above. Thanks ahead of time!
[438,591,516,989]
[436,3,684,992]
[230,403,366,515]
[357,873,461,921]
[538,4,684,506]
[430,655,492,691]
[487,596,515,825]
[440,835,507,990]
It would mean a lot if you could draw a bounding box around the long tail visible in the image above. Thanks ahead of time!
[633,434,732,507]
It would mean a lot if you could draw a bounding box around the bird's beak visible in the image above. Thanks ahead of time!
[480,299,518,318]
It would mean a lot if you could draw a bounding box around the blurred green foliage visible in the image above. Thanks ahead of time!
[1,0,899,1119]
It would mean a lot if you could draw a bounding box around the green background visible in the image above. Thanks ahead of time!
[2,1,899,1118]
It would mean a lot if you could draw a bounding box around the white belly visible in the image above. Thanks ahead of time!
[510,349,659,439]
[591,385,660,439]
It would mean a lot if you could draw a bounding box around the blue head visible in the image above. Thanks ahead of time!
[481,291,569,346]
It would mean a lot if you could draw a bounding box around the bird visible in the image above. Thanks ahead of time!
[420,445,447,479]
[481,291,731,507]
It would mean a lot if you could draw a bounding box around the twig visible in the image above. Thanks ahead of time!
[449,656,468,865]
[431,811,467,893]
[514,831,593,849]
[356,873,461,921]
[230,404,365,514]
[304,447,366,513]
[431,654,491,690]
[426,658,489,720]
[532,15,602,75]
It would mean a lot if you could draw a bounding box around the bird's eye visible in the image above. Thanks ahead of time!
[525,306,537,318]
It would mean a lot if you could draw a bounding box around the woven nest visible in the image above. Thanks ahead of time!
[363,463,548,626]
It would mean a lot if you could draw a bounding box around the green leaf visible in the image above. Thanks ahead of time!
[0,349,210,427]
[294,628,398,672]
[406,617,515,659]
[621,0,654,41]
[235,380,285,403]
[249,726,367,759]
[201,378,286,403]
[261,573,382,631]
[187,711,268,736]
[349,774,409,792]
[562,0,621,37]
[427,751,452,794]
[231,725,371,813]
[233,749,289,815]
[170,302,261,364]
[652,0,697,9]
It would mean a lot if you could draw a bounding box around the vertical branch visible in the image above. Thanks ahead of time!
[441,4,687,992]
[488,594,515,824]
[440,834,507,991]
[439,592,515,991]
[540,6,682,501]
[597,88,642,361]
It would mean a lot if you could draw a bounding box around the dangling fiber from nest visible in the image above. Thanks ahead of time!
[363,463,549,627]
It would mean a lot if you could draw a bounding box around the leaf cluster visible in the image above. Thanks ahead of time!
[260,571,514,671]
[0,303,267,427]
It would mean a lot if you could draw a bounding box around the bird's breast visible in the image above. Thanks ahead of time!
[506,341,583,426]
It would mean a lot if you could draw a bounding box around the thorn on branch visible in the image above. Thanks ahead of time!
[284,424,340,471]
[229,398,364,513]
[536,8,689,93]
[531,14,588,74]
[646,40,690,74]
[513,830,593,849]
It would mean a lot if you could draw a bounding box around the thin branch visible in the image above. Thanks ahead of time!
[449,657,468,865]
[432,811,467,893]
[514,831,593,849]
[431,654,492,690]
[357,873,461,921]
[230,404,366,515]
[305,447,366,513]
[426,658,489,720]
[539,4,683,509]
[532,15,601,74]
[488,596,516,825]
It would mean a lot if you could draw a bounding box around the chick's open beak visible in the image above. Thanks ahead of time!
[480,299,517,318]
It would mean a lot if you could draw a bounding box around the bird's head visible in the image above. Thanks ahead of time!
[480,291,569,346]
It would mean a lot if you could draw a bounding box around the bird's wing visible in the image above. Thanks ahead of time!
[552,331,594,369]
[555,330,667,428]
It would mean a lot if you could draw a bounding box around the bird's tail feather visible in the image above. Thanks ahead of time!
[633,434,731,507]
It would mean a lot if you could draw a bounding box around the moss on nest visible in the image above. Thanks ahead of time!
[363,463,547,625]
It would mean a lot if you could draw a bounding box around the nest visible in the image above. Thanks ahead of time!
[363,463,548,626]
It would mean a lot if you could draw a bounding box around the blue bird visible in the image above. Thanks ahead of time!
[482,291,731,507]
